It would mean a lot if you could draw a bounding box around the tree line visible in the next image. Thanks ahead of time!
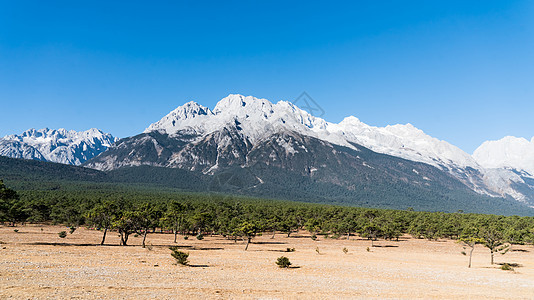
[1,180,533,265]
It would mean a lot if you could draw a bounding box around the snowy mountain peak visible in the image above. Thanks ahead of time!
[339,116,363,126]
[144,101,214,134]
[473,136,534,175]
[213,94,277,117]
[0,128,118,165]
[145,94,479,170]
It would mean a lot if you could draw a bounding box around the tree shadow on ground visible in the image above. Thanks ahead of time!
[252,241,286,245]
[188,264,210,268]
[193,247,224,251]
[511,249,529,252]
[26,242,197,248]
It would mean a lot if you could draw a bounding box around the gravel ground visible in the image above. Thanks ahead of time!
[1,225,533,299]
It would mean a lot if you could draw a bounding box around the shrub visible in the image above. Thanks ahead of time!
[169,247,189,265]
[184,236,189,240]
[276,256,291,268]
[58,231,67,238]
[13,229,19,233]
[311,234,317,241]
[461,251,467,256]
[196,234,204,240]
[343,247,348,254]
[500,263,514,271]
[69,226,76,234]
[366,247,370,252]
[286,247,295,252]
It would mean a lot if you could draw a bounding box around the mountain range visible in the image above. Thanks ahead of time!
[2,94,533,212]
[0,128,117,165]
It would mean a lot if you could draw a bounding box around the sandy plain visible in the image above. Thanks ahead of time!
[1,224,533,299]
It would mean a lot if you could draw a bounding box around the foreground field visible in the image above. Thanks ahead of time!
[1,225,533,299]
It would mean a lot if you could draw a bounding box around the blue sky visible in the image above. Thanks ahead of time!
[1,1,533,153]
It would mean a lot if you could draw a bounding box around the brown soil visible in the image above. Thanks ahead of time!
[1,224,533,299]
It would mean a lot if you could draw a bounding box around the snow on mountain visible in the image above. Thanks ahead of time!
[145,94,477,170]
[326,117,479,170]
[0,128,118,165]
[145,95,333,145]
[143,94,533,205]
[473,136,534,176]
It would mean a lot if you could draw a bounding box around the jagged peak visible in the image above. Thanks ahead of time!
[0,127,117,165]
[213,94,274,115]
[170,101,212,118]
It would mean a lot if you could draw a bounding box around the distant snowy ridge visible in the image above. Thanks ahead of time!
[474,136,534,176]
[0,128,118,165]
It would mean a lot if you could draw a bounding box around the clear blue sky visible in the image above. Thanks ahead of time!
[1,1,533,153]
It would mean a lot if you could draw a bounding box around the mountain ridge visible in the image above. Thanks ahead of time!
[84,94,534,209]
[0,127,118,165]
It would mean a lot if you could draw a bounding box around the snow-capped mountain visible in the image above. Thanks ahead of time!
[85,94,534,207]
[0,128,118,165]
[474,136,534,176]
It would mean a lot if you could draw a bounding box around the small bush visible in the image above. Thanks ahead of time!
[343,247,349,254]
[196,234,204,240]
[311,234,317,241]
[58,231,67,238]
[184,236,189,240]
[286,247,295,252]
[461,251,466,256]
[69,227,76,234]
[13,229,19,233]
[500,263,514,271]
[315,247,321,254]
[366,247,370,252]
[169,247,189,265]
[276,256,292,268]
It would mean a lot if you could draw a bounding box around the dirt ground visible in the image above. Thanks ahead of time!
[1,225,533,299]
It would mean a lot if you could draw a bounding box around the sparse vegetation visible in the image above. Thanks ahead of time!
[276,256,291,268]
[0,180,532,258]
[58,231,67,238]
[500,263,513,271]
[343,247,348,254]
[169,247,189,265]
